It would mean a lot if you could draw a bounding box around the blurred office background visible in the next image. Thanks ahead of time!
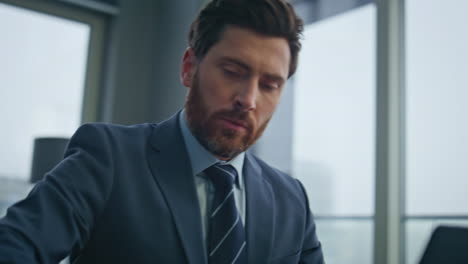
[0,0,467,263]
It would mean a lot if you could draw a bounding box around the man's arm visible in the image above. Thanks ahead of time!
[296,179,325,264]
[0,124,115,263]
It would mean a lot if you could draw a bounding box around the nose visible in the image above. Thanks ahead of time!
[234,80,258,112]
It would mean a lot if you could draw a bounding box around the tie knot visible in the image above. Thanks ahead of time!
[205,164,238,188]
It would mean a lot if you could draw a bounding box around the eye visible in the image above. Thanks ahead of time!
[261,82,280,91]
[221,64,246,79]
[223,68,241,78]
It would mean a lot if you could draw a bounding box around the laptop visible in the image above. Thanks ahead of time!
[419,225,468,264]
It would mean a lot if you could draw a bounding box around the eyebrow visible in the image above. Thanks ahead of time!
[263,73,285,85]
[219,56,286,84]
[219,57,251,72]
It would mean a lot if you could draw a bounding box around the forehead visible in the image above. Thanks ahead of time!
[204,26,291,79]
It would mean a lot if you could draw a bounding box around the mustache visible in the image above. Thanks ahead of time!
[212,109,254,130]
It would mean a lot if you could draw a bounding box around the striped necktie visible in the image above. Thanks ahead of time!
[205,164,247,264]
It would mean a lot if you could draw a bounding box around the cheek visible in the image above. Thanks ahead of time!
[254,101,277,128]
[257,93,281,118]
[199,70,233,105]
[205,86,230,110]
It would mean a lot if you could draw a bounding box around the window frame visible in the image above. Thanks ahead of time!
[0,0,110,123]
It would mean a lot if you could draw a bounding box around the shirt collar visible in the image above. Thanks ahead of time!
[179,109,245,188]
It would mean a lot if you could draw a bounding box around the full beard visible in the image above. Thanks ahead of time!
[185,73,270,160]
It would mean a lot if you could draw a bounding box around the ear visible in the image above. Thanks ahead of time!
[180,47,197,88]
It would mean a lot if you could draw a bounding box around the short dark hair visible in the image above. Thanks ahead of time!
[188,0,304,78]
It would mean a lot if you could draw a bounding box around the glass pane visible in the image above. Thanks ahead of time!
[293,4,376,216]
[405,219,468,264]
[406,0,468,215]
[0,3,90,181]
[316,219,373,264]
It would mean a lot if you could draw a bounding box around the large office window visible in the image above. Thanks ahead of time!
[255,0,468,263]
[0,2,90,181]
[0,0,107,224]
[293,4,376,263]
[405,0,468,263]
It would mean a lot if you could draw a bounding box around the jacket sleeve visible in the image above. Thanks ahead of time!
[296,179,325,264]
[0,123,115,264]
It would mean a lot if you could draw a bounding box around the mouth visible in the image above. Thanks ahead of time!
[219,117,249,131]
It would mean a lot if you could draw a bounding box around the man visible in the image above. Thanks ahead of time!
[0,0,324,263]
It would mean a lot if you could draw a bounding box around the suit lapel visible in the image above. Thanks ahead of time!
[244,152,275,263]
[147,112,207,264]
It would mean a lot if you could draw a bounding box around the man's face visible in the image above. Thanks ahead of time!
[181,26,290,160]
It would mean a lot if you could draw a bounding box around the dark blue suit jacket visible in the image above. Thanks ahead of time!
[0,113,324,263]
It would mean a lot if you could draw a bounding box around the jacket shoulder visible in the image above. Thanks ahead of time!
[75,122,155,136]
[68,122,158,156]
[75,122,156,141]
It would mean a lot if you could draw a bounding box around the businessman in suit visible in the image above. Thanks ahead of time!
[0,0,324,263]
